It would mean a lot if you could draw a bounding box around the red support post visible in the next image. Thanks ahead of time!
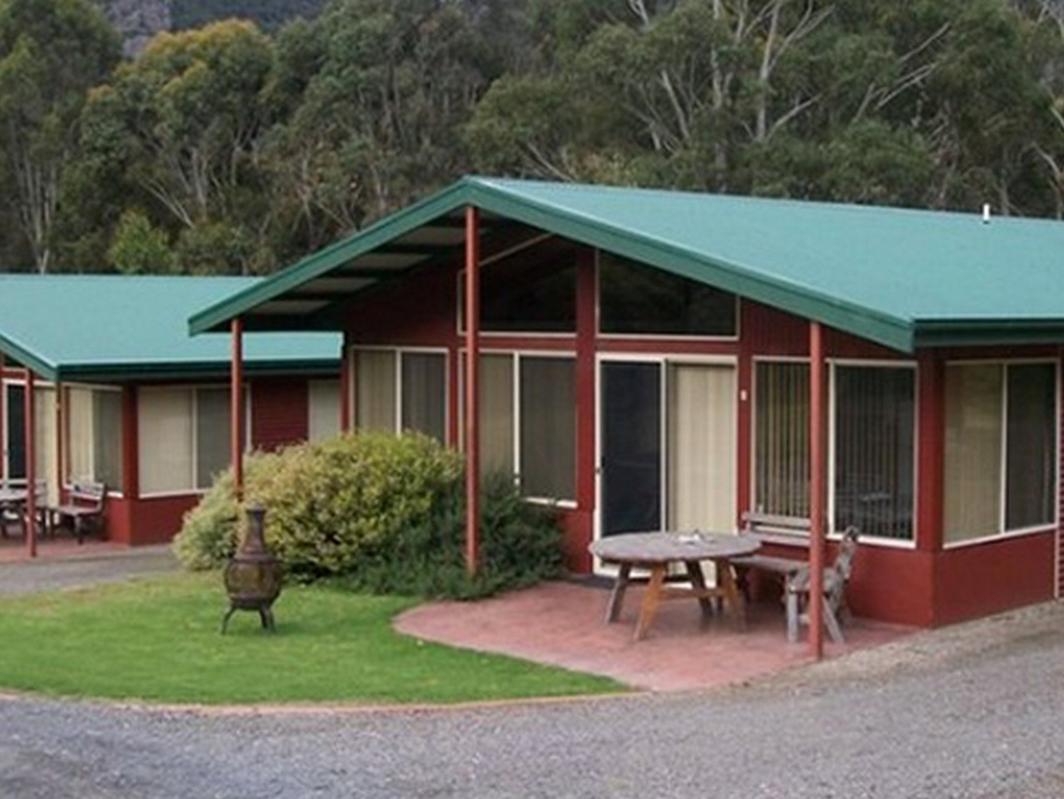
[0,351,5,476]
[231,318,244,501]
[339,336,352,433]
[808,321,826,659]
[24,369,36,558]
[464,206,480,576]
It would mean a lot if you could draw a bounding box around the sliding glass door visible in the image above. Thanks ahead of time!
[599,359,737,546]
[601,362,662,537]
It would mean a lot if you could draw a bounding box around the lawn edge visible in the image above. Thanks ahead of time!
[0,685,639,717]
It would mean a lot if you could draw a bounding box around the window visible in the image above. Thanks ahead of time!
[754,361,809,519]
[478,354,515,476]
[138,387,234,495]
[461,353,576,502]
[754,360,917,541]
[458,247,576,334]
[833,366,915,540]
[3,383,58,504]
[67,387,123,490]
[353,349,447,442]
[945,362,1057,544]
[354,350,396,433]
[401,353,446,442]
[519,357,575,499]
[307,380,341,442]
[599,252,737,337]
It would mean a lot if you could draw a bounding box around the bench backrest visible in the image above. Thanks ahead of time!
[834,526,860,581]
[742,511,811,546]
[69,481,106,509]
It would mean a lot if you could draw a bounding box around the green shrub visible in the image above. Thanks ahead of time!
[172,433,564,599]
[171,449,284,570]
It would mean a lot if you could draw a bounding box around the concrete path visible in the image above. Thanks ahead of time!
[0,545,177,595]
[2,599,1063,798]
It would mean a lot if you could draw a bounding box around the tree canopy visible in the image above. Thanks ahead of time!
[0,0,1062,274]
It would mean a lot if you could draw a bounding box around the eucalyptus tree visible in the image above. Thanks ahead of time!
[0,0,120,272]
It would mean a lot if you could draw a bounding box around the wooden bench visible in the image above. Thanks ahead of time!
[51,481,106,544]
[786,526,860,644]
[733,512,861,643]
[731,512,811,594]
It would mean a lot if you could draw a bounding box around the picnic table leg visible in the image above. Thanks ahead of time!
[605,562,631,623]
[717,559,747,630]
[684,560,714,622]
[633,564,666,642]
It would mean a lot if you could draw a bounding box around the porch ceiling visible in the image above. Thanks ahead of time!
[189,177,1064,352]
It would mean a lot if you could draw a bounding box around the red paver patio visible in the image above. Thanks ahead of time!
[395,580,914,692]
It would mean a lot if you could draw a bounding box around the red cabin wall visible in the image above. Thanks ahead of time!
[250,376,310,452]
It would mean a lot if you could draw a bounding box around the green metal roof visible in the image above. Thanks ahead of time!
[0,275,340,382]
[189,177,1064,352]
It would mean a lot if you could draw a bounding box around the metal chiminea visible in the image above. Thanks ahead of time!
[222,504,283,633]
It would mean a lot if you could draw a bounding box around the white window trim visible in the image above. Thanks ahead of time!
[62,383,125,498]
[350,345,450,439]
[942,358,1060,550]
[595,248,742,342]
[458,347,579,507]
[137,383,253,499]
[750,356,920,550]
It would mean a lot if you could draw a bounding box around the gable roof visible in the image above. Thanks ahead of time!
[0,275,340,382]
[188,176,1064,352]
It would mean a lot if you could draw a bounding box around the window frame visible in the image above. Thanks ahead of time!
[137,383,253,500]
[595,249,741,342]
[942,357,1060,550]
[750,356,919,550]
[62,382,125,498]
[458,348,578,507]
[349,345,450,441]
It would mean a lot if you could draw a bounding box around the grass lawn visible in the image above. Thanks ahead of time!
[0,573,623,705]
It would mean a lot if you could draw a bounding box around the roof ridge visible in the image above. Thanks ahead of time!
[475,176,1061,224]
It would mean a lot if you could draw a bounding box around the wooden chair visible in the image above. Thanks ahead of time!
[51,481,106,544]
[785,526,860,644]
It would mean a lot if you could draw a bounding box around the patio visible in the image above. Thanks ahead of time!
[396,580,913,692]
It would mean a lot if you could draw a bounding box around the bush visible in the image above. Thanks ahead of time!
[172,433,565,599]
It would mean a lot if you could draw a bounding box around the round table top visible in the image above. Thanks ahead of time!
[589,532,761,565]
[0,488,27,503]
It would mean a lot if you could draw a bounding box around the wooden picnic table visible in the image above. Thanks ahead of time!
[590,532,761,641]
[0,486,28,539]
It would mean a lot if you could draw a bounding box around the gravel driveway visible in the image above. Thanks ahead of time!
[2,600,1063,798]
[0,546,176,596]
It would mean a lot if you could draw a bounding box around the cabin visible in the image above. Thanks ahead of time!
[190,177,1064,629]
[0,275,341,546]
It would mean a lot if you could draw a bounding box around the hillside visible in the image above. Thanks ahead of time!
[100,0,325,55]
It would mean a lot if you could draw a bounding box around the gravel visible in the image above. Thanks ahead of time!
[0,547,176,596]
[2,599,1063,798]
